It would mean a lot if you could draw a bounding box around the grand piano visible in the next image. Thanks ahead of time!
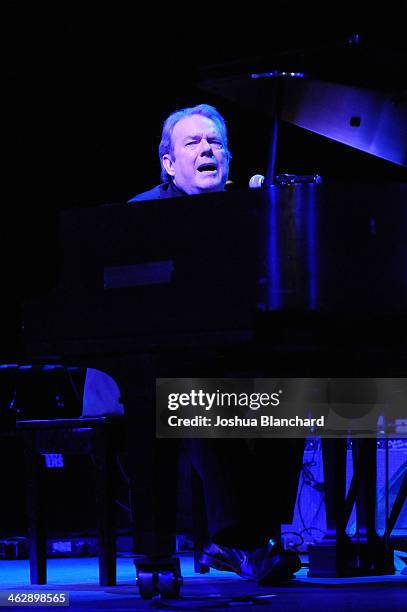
[20,34,407,591]
[22,35,407,384]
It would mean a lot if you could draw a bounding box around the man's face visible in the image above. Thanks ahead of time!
[162,114,229,195]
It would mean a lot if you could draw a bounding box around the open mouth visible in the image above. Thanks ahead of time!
[197,163,217,173]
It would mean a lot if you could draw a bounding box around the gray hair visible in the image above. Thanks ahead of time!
[158,103,231,182]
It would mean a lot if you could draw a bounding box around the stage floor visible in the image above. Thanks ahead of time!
[0,553,406,611]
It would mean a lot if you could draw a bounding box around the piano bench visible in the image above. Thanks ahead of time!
[15,416,125,587]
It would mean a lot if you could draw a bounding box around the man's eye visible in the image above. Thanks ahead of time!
[185,141,197,146]
[211,141,223,148]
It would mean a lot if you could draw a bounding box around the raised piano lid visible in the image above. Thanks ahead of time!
[198,34,407,168]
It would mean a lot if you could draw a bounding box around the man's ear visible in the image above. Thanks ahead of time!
[162,154,175,177]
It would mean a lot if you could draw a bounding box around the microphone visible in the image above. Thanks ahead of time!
[248,174,265,189]
[249,173,323,188]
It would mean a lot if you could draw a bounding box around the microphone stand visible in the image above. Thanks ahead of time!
[267,75,284,185]
[251,71,303,185]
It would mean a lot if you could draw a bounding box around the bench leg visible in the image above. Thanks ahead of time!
[94,427,117,586]
[24,442,47,584]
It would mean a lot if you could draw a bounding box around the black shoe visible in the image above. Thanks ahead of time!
[200,540,301,583]
[247,541,301,584]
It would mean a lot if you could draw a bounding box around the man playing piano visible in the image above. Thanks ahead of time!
[85,103,302,584]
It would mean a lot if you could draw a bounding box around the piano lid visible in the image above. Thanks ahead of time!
[198,34,407,168]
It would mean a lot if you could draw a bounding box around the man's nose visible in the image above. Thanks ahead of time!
[199,139,213,155]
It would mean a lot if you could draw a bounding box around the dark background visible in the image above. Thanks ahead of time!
[2,3,407,359]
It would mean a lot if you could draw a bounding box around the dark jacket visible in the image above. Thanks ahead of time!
[128,182,186,202]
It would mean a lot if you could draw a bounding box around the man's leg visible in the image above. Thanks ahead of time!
[184,437,302,582]
[184,438,282,548]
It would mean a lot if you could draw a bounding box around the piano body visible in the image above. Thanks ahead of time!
[23,184,407,369]
[21,37,407,581]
